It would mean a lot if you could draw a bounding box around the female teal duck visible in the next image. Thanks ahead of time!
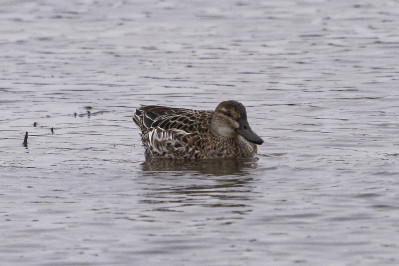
[133,100,263,159]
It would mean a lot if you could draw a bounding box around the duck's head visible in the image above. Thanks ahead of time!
[212,100,264,145]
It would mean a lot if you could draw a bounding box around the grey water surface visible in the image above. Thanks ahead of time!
[1,0,399,265]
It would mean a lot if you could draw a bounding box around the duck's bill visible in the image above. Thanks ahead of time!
[235,119,264,145]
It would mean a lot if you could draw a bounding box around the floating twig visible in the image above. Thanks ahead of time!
[23,132,28,147]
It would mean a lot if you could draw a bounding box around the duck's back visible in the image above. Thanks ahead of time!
[133,105,211,134]
[133,105,213,158]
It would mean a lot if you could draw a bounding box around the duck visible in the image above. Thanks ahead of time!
[133,100,263,159]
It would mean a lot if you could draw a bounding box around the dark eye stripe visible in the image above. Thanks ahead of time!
[223,111,232,117]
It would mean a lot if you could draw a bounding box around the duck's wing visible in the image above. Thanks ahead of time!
[133,105,211,158]
[143,126,190,157]
[133,105,208,133]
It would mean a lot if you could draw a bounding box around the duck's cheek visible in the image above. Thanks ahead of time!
[215,126,236,137]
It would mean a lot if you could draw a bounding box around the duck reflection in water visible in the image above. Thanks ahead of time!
[142,157,258,176]
[139,158,258,212]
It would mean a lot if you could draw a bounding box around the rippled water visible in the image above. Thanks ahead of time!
[1,0,399,265]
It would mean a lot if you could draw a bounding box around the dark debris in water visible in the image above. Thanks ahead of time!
[23,106,109,150]
[23,132,28,148]
[32,121,55,133]
[74,110,108,117]
[74,107,109,118]
[25,122,56,147]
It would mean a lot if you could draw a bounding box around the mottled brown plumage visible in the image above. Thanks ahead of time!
[133,100,263,159]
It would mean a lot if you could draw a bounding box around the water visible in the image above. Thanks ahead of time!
[1,0,399,265]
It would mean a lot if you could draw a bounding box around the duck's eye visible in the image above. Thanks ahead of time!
[225,112,232,118]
